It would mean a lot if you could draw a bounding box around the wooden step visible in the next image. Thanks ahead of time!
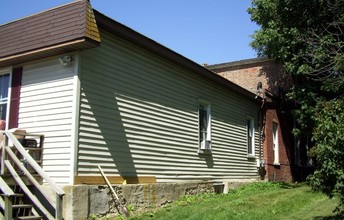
[1,174,43,185]
[1,193,24,197]
[13,204,33,209]
[22,147,42,151]
[15,216,43,220]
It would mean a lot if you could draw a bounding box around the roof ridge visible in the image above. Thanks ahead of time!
[206,57,272,70]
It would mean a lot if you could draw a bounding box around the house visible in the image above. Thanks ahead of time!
[207,58,313,182]
[0,0,265,219]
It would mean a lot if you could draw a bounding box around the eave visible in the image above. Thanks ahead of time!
[0,38,99,68]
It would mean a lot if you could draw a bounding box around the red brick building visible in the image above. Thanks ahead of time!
[207,58,297,182]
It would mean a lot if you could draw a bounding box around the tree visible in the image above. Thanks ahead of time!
[310,98,344,212]
[248,0,344,213]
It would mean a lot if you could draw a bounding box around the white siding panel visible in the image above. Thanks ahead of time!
[78,30,261,182]
[19,57,77,185]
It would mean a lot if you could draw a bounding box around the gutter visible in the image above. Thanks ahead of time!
[258,96,265,166]
[257,90,267,179]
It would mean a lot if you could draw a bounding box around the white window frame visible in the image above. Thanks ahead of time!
[247,116,255,157]
[198,100,211,153]
[0,68,12,130]
[273,122,279,165]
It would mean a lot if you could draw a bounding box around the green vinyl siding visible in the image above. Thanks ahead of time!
[77,29,260,182]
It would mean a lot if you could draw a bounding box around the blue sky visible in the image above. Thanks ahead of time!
[0,0,259,65]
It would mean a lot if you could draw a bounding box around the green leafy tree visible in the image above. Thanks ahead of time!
[248,0,344,212]
[310,99,344,212]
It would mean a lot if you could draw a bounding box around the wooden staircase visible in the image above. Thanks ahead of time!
[0,131,64,220]
[0,184,43,220]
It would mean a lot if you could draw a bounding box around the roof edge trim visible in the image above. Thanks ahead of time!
[0,38,100,68]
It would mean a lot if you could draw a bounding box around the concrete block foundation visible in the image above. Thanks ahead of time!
[62,182,218,219]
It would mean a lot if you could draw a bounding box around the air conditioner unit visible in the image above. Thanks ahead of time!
[200,140,211,150]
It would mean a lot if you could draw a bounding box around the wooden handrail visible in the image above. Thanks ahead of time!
[5,160,54,220]
[5,147,55,206]
[5,131,65,196]
[2,131,65,220]
[0,176,14,220]
[1,131,5,175]
[0,176,15,197]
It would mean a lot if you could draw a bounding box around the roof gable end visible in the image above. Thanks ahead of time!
[0,0,100,67]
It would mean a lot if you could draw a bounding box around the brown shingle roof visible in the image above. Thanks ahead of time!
[0,0,100,67]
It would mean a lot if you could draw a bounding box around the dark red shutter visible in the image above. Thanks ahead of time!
[8,67,22,129]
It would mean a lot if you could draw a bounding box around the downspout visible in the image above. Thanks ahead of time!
[258,90,266,179]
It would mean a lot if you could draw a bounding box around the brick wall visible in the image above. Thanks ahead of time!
[263,107,293,182]
[208,58,292,96]
[208,58,294,182]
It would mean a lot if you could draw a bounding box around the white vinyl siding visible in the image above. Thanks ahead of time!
[19,57,78,184]
[78,29,261,182]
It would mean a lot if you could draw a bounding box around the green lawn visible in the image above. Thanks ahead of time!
[129,182,341,220]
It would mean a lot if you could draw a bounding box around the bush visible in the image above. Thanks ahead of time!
[308,98,344,214]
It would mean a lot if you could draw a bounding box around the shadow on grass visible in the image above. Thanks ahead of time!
[278,182,305,189]
[313,215,343,220]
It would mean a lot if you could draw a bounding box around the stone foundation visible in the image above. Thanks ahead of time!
[62,182,216,219]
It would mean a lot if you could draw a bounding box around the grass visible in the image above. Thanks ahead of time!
[128,182,341,220]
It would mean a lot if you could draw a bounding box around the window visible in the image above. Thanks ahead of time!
[0,74,10,121]
[199,101,211,151]
[247,116,255,156]
[272,122,279,165]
